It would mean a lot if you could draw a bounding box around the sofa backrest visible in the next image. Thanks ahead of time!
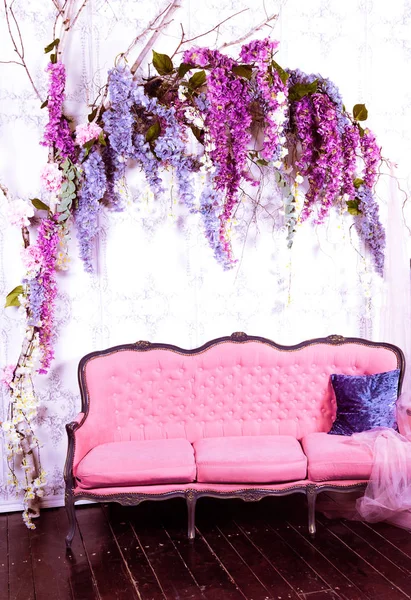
[75,333,404,455]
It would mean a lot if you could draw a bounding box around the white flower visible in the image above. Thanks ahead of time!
[280,147,289,158]
[273,160,282,169]
[277,91,286,104]
[295,174,304,184]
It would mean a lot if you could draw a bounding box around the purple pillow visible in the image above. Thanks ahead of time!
[329,369,400,435]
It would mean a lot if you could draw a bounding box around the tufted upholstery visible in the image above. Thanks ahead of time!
[72,339,399,473]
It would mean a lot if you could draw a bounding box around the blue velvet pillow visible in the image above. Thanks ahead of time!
[329,369,400,435]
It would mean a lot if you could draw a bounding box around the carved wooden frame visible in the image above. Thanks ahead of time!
[64,332,405,548]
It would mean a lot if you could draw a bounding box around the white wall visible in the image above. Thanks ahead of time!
[0,0,410,510]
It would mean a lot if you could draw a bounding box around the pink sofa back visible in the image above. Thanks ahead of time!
[73,335,402,469]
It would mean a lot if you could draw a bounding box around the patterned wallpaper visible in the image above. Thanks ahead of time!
[0,0,410,510]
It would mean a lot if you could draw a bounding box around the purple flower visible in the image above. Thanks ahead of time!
[41,62,75,159]
[355,184,385,274]
[76,149,107,272]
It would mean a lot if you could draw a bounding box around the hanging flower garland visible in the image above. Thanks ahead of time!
[2,23,389,528]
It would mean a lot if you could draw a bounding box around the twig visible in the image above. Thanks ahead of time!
[172,8,249,57]
[219,12,278,50]
[3,0,42,101]
[121,2,173,64]
[130,0,182,74]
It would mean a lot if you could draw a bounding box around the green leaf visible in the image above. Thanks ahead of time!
[271,60,289,85]
[353,103,368,121]
[256,158,269,166]
[190,125,204,144]
[358,124,365,138]
[232,64,253,80]
[353,178,364,189]
[40,99,48,109]
[67,181,76,194]
[83,139,95,151]
[57,197,72,212]
[5,285,24,308]
[152,50,174,76]
[87,108,98,122]
[189,70,206,89]
[44,38,60,54]
[31,198,49,211]
[347,199,362,216]
[145,120,161,143]
[98,131,106,146]
[67,170,75,181]
[288,80,318,103]
[57,212,69,222]
[178,62,194,78]
[50,53,57,64]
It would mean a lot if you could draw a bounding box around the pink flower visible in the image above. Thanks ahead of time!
[7,199,34,227]
[1,364,15,388]
[40,163,63,194]
[75,122,103,146]
[21,245,44,276]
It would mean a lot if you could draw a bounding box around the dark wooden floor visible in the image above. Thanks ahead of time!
[2,495,411,599]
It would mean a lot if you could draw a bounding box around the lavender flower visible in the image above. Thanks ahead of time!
[76,149,107,272]
[355,184,385,274]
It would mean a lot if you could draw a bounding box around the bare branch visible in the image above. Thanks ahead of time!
[2,0,42,101]
[121,2,173,63]
[173,8,249,56]
[219,12,278,51]
[130,0,182,74]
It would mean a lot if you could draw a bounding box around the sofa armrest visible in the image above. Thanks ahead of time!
[397,405,411,437]
[64,413,86,491]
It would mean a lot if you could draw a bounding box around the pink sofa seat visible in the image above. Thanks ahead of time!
[302,432,374,482]
[193,435,307,483]
[76,438,196,489]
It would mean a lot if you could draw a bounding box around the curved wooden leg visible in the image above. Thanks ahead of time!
[186,493,197,540]
[65,492,77,549]
[307,487,317,537]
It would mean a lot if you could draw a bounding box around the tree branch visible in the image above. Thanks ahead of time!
[219,12,278,50]
[3,0,42,101]
[130,0,182,74]
[172,7,249,56]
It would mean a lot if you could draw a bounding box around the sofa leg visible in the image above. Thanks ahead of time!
[65,492,77,549]
[186,493,197,540]
[307,488,317,537]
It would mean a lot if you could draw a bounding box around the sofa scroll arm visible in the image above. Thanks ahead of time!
[64,413,85,549]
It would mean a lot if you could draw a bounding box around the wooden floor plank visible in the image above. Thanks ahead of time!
[205,517,301,600]
[269,519,364,600]
[299,592,341,599]
[76,505,140,600]
[129,500,207,600]
[56,505,100,600]
[29,508,73,600]
[102,504,166,600]
[342,520,411,576]
[318,518,411,599]
[159,502,249,600]
[368,522,411,559]
[288,514,406,600]
[232,503,329,596]
[8,511,35,600]
[0,514,8,600]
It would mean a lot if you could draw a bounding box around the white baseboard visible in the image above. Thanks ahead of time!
[0,496,96,514]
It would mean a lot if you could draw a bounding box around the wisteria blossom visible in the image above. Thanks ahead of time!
[41,61,75,159]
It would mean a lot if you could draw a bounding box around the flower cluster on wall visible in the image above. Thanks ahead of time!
[1,2,384,527]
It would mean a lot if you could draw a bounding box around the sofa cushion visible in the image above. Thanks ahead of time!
[193,435,307,483]
[76,438,196,489]
[302,432,373,482]
[329,369,400,435]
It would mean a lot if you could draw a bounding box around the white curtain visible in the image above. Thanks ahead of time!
[0,0,410,510]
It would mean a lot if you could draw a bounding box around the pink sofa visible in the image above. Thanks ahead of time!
[64,332,404,547]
